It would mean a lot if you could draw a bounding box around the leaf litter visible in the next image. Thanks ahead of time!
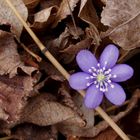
[0,0,140,139]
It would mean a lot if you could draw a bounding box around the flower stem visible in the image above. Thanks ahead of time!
[5,0,130,139]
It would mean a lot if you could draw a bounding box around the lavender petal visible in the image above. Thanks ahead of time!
[105,83,126,105]
[76,50,98,73]
[111,64,134,82]
[84,85,103,109]
[69,72,91,90]
[99,44,119,69]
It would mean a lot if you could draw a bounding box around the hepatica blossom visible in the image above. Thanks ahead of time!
[69,44,134,109]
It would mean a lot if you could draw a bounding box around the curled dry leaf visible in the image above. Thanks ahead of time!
[78,0,101,46]
[0,75,33,123]
[60,38,92,64]
[57,89,139,137]
[22,93,84,126]
[101,0,140,50]
[0,30,36,78]
[31,6,58,31]
[23,0,40,9]
[45,25,85,64]
[52,0,80,27]
[0,0,28,37]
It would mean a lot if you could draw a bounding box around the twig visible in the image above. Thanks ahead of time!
[5,0,130,139]
[95,100,130,116]
[66,0,80,40]
[16,36,42,62]
[21,43,42,62]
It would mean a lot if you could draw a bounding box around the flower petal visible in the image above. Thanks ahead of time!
[105,83,126,105]
[84,85,103,109]
[69,72,91,90]
[111,64,134,82]
[76,50,98,73]
[100,44,119,69]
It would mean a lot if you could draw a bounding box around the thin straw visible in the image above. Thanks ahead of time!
[5,0,130,139]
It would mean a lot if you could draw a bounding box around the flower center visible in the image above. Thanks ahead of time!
[85,62,117,92]
[97,73,105,82]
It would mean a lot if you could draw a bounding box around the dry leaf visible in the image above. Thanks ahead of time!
[60,38,92,64]
[13,124,57,140]
[78,0,101,46]
[22,93,84,126]
[0,0,28,37]
[31,6,58,30]
[0,75,33,123]
[0,30,36,78]
[57,89,139,137]
[52,0,80,27]
[23,0,40,9]
[57,85,86,127]
[101,0,140,50]
[93,128,120,140]
[40,0,61,10]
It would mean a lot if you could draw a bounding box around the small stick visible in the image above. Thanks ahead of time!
[21,43,42,62]
[66,0,80,40]
[16,37,42,62]
[5,0,130,139]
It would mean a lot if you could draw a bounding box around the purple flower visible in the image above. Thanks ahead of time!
[69,44,134,109]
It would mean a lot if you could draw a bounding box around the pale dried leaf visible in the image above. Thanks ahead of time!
[0,75,33,123]
[0,30,36,78]
[32,6,58,30]
[22,94,83,126]
[0,0,28,37]
[101,0,140,50]
[52,0,80,27]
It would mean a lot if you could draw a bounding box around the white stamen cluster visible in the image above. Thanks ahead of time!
[85,62,117,92]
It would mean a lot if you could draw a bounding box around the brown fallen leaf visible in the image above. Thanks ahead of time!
[40,0,61,10]
[60,38,92,64]
[0,0,28,37]
[0,75,33,123]
[52,0,80,27]
[45,25,85,64]
[78,0,101,46]
[13,124,58,140]
[57,89,140,137]
[0,30,36,78]
[23,0,40,9]
[31,6,58,31]
[57,84,86,127]
[101,0,140,50]
[22,93,84,126]
[93,128,120,140]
